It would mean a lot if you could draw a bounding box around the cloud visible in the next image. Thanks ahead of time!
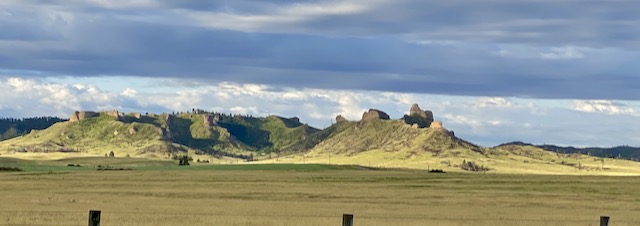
[3,77,640,147]
[0,77,112,116]
[474,97,514,108]
[540,46,585,60]
[574,100,637,115]
[186,1,374,33]
[0,1,640,100]
[120,88,137,97]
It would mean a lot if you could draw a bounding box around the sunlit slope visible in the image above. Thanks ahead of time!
[0,114,184,159]
[273,120,640,175]
[0,112,321,160]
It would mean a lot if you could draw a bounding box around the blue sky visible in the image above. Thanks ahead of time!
[1,0,640,147]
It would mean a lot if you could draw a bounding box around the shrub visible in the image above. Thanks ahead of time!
[461,160,489,172]
[178,155,190,166]
[0,167,22,172]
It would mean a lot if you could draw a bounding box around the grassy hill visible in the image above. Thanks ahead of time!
[536,144,640,161]
[2,108,640,175]
[270,119,640,175]
[0,117,65,141]
[0,111,320,161]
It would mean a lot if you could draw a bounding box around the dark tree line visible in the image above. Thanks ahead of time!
[0,117,65,140]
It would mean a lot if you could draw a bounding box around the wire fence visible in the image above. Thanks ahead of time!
[0,210,636,226]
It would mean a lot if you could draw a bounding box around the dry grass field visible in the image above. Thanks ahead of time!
[1,161,640,226]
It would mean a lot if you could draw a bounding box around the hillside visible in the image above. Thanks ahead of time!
[0,110,318,161]
[0,117,65,141]
[497,142,640,162]
[2,105,640,175]
[277,129,640,175]
[265,108,640,175]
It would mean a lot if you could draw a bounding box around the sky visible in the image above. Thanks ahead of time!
[1,0,640,147]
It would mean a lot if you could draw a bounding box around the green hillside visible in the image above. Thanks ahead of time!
[2,106,640,175]
[0,117,65,141]
[310,119,479,155]
[0,111,321,161]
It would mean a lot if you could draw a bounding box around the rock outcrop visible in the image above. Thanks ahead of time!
[335,115,348,123]
[69,111,99,122]
[430,121,443,128]
[409,104,427,118]
[131,112,142,119]
[106,110,125,121]
[164,114,174,139]
[409,104,434,122]
[361,109,390,121]
[203,114,220,127]
[403,104,435,128]
[128,127,138,135]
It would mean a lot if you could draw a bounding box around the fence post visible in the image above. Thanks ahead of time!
[88,210,101,226]
[600,216,610,226]
[342,213,353,226]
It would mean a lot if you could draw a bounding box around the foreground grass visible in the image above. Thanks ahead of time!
[1,164,639,225]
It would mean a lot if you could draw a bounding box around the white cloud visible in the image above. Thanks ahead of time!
[0,77,117,117]
[186,1,374,33]
[2,77,640,147]
[540,46,585,60]
[474,97,513,108]
[120,88,137,97]
[574,100,636,115]
[229,106,259,115]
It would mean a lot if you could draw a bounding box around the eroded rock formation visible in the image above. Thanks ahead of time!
[69,111,99,122]
[430,121,443,128]
[106,110,125,121]
[361,109,391,121]
[335,115,348,123]
[403,104,435,128]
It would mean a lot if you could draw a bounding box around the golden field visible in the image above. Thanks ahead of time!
[1,160,639,226]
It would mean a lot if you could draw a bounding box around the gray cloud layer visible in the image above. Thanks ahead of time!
[1,1,640,99]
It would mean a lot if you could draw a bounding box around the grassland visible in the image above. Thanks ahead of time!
[1,158,639,226]
[275,144,640,176]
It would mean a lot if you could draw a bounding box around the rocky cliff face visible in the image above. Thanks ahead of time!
[403,104,435,128]
[203,114,219,127]
[131,112,142,119]
[335,115,348,123]
[69,111,99,122]
[430,121,443,128]
[106,110,125,121]
[361,109,391,121]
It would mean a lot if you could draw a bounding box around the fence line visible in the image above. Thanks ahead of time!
[0,209,633,221]
[0,209,633,225]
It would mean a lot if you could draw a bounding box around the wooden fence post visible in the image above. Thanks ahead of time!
[600,216,610,226]
[342,213,353,226]
[88,210,101,226]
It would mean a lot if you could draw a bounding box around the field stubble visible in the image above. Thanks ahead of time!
[1,168,639,226]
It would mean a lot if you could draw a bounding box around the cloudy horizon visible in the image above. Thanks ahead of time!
[1,0,640,147]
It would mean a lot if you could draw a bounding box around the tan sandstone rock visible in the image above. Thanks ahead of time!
[430,121,443,128]
[361,109,391,121]
[69,111,99,122]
